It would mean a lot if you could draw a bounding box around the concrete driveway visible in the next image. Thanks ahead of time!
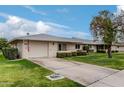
[30,58,119,87]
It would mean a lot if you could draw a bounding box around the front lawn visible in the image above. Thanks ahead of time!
[0,54,83,87]
[64,52,124,70]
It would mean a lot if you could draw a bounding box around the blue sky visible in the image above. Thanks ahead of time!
[0,5,118,39]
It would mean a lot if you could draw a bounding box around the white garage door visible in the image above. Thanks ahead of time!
[28,41,48,58]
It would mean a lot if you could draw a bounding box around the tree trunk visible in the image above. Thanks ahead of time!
[107,45,112,58]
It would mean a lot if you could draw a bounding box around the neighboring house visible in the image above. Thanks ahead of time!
[9,34,124,58]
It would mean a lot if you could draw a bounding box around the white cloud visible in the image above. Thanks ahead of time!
[7,16,21,24]
[1,19,51,38]
[23,6,47,16]
[0,13,72,39]
[0,12,91,40]
[0,23,6,37]
[46,22,70,29]
[48,28,92,40]
[36,21,51,33]
[56,8,69,13]
[0,14,49,38]
[75,32,91,39]
[0,12,9,18]
[117,5,124,11]
[116,5,124,15]
[24,6,69,15]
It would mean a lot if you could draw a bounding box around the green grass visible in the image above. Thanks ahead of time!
[64,52,124,70]
[0,54,83,87]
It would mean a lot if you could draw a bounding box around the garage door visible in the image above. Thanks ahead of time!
[28,41,48,58]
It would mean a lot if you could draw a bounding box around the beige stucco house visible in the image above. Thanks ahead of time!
[9,34,124,58]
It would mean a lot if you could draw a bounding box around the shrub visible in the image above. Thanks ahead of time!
[83,45,90,53]
[57,51,72,58]
[97,50,106,53]
[66,52,72,57]
[89,49,94,52]
[72,51,77,56]
[57,52,66,58]
[112,50,119,53]
[112,50,115,53]
[57,50,87,58]
[77,50,87,56]
[0,38,10,49]
[97,50,119,53]
[2,48,19,60]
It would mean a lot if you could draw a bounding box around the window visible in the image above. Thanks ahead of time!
[75,44,80,49]
[58,43,67,51]
[58,44,61,51]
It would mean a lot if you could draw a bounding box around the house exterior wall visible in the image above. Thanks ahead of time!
[48,42,58,57]
[19,40,58,58]
[118,46,124,52]
[107,45,124,52]
[66,43,83,51]
[10,41,23,58]
[22,40,29,58]
[10,40,124,58]
[111,46,118,51]
[66,43,75,50]
[80,45,83,50]
[91,45,97,52]
[16,41,23,58]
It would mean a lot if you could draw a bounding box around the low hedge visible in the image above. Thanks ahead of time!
[89,49,94,53]
[97,50,106,53]
[97,50,119,53]
[2,48,19,60]
[72,51,77,56]
[57,52,71,58]
[66,52,72,57]
[77,50,87,56]
[112,50,119,53]
[57,50,87,58]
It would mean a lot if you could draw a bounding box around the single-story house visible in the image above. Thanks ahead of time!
[9,34,124,58]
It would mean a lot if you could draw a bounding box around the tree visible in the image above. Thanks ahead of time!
[113,11,124,41]
[90,10,119,58]
[0,38,9,49]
